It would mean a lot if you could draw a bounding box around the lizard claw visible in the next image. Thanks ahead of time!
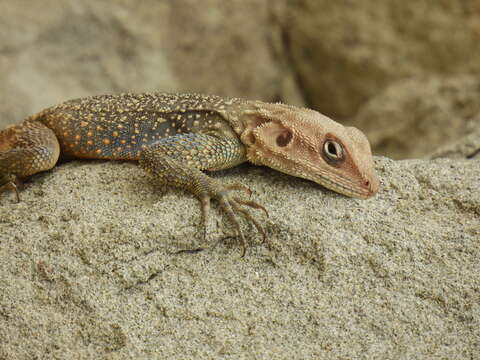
[233,197,269,217]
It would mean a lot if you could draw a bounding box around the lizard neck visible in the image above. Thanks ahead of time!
[226,100,275,166]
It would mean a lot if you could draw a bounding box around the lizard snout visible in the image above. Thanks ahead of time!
[362,173,380,198]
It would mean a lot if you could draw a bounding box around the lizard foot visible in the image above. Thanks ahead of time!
[199,182,269,256]
[0,175,20,202]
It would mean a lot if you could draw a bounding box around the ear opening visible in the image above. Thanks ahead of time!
[251,121,294,150]
[276,129,293,147]
[239,110,275,146]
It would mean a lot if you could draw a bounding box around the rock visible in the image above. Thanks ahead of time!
[349,75,480,159]
[285,0,480,119]
[1,157,478,358]
[430,115,480,159]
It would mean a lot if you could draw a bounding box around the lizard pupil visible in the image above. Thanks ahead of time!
[327,142,337,155]
[323,140,344,161]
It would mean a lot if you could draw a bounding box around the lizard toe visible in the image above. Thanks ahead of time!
[216,195,248,256]
[199,196,211,240]
[225,183,252,197]
[0,175,20,203]
[230,201,267,243]
[211,188,268,256]
[233,197,269,217]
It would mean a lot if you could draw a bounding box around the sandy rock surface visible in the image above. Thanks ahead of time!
[1,158,478,359]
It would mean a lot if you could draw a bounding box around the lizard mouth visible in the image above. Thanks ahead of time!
[258,153,379,199]
[299,168,378,199]
[317,173,379,199]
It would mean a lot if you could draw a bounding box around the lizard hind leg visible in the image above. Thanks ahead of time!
[0,120,60,201]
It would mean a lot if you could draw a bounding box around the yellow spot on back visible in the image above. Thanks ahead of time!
[75,135,81,140]
[87,140,93,145]
[103,139,111,145]
[87,131,93,137]
[112,131,119,137]
[80,121,89,127]
[96,149,102,154]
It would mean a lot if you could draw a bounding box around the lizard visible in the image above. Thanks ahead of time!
[0,93,379,255]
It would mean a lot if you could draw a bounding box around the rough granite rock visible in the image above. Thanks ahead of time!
[349,75,480,159]
[0,157,478,359]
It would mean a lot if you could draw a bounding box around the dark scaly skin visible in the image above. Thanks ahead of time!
[0,93,267,255]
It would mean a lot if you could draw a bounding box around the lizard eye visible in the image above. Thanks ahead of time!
[276,130,293,147]
[323,140,344,161]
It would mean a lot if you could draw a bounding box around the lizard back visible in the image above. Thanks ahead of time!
[33,93,244,160]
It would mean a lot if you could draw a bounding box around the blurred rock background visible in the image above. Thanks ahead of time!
[1,0,479,159]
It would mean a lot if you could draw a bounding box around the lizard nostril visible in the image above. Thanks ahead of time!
[364,180,370,187]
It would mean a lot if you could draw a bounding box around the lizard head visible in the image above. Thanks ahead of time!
[239,102,379,199]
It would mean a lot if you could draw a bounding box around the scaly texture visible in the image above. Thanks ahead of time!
[0,93,379,254]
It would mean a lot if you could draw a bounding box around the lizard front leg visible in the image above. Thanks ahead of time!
[138,133,268,255]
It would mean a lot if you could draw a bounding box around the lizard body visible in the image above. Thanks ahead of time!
[0,93,379,254]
